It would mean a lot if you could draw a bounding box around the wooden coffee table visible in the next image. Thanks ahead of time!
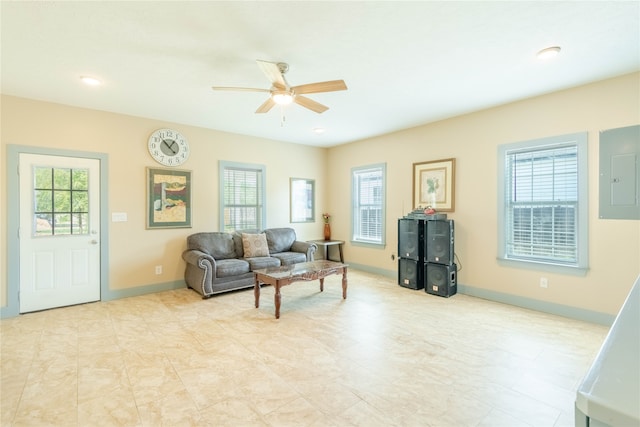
[254,260,348,319]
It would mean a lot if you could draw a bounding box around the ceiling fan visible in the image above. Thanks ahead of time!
[212,60,347,114]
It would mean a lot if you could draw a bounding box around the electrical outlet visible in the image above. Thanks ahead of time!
[540,277,548,288]
[155,265,162,275]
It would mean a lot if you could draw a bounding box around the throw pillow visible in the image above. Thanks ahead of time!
[242,233,270,258]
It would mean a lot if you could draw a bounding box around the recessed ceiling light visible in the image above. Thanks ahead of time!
[312,127,326,135]
[80,76,102,86]
[536,46,561,60]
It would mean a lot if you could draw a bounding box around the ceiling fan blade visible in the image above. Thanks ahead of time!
[292,80,347,95]
[294,95,329,114]
[256,60,287,90]
[255,97,276,114]
[212,86,271,93]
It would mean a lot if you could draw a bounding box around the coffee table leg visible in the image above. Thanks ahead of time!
[319,278,324,292]
[342,268,348,299]
[274,283,281,319]
[254,277,260,308]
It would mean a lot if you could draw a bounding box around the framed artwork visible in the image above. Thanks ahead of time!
[413,158,456,212]
[146,167,192,229]
[290,177,315,223]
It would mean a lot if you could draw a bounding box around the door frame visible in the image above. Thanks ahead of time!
[2,145,110,318]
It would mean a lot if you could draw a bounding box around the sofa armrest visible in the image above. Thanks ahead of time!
[291,241,317,261]
[182,249,216,298]
[182,249,216,268]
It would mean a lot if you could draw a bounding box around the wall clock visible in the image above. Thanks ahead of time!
[147,128,190,166]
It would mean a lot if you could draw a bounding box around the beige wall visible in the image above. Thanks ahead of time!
[2,72,639,317]
[1,96,327,305]
[328,72,640,316]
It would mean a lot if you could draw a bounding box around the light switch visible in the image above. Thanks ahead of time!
[112,212,128,222]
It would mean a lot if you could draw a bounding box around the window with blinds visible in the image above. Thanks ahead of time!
[498,132,588,271]
[352,164,386,245]
[506,145,577,263]
[220,162,265,232]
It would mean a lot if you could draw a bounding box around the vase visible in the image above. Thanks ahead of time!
[323,223,331,241]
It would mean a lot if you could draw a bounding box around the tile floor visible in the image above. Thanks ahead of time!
[1,269,608,426]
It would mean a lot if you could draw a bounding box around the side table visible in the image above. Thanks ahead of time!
[308,239,345,263]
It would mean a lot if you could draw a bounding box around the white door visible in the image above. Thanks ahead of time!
[19,154,101,313]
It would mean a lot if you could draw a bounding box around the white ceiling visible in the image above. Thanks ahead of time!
[2,1,639,147]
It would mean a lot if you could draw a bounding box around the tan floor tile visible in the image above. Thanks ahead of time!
[262,396,324,427]
[0,269,609,426]
[198,397,268,427]
[77,385,141,426]
[137,388,202,426]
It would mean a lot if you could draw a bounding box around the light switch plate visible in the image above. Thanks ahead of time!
[112,212,128,222]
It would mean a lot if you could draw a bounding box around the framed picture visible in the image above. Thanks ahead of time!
[290,177,315,223]
[413,158,456,212]
[146,167,192,229]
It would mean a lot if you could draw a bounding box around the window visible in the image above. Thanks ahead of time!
[352,163,386,246]
[33,166,89,236]
[219,161,266,232]
[498,132,588,272]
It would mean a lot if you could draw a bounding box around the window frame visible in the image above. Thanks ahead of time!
[497,132,589,275]
[351,163,386,247]
[219,161,266,232]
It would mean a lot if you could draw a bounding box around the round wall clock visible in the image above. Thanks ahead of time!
[147,128,190,167]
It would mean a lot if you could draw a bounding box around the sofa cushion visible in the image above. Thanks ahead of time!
[187,232,236,259]
[271,252,307,266]
[264,228,296,254]
[242,233,270,258]
[246,256,281,271]
[216,258,251,278]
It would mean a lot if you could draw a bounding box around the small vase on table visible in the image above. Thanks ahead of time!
[324,223,331,241]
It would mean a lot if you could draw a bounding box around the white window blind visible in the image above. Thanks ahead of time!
[505,144,578,264]
[352,164,385,245]
[220,162,265,232]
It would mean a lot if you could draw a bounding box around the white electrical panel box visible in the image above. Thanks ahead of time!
[599,125,640,220]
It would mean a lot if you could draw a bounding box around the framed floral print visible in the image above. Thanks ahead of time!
[413,158,455,212]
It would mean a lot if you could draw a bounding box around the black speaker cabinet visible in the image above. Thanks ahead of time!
[398,218,424,261]
[398,258,424,290]
[425,219,454,265]
[425,263,457,297]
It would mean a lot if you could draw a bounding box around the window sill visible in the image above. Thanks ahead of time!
[351,240,385,249]
[497,257,588,277]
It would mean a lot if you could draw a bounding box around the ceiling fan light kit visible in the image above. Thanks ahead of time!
[272,91,294,105]
[212,59,347,115]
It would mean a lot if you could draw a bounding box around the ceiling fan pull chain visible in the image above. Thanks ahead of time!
[280,106,286,127]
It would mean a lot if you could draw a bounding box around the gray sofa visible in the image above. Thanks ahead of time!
[182,227,316,298]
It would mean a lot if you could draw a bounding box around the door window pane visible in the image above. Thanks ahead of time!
[33,166,90,237]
